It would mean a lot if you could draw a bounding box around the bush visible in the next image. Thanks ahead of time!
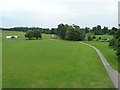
[65,27,81,41]
[92,35,96,39]
[25,30,42,40]
[87,33,93,41]
[116,37,120,61]
[109,29,120,62]
[98,37,101,40]
[25,30,34,40]
[88,36,92,41]
[33,30,42,39]
[56,24,85,41]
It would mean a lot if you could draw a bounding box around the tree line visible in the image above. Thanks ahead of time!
[109,29,120,61]
[2,24,118,35]
[2,27,50,34]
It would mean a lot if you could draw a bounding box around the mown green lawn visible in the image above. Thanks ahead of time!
[85,41,119,73]
[2,31,115,88]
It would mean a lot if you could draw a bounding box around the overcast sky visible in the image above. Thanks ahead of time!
[0,0,119,28]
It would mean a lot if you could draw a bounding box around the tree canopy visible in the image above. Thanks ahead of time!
[109,29,120,62]
[1,25,118,36]
[25,30,34,40]
[25,30,42,40]
[56,24,85,41]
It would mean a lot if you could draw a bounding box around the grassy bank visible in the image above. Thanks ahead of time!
[85,41,119,73]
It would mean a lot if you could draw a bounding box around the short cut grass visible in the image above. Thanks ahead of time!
[2,31,115,88]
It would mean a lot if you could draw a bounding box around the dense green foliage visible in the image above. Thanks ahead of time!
[86,33,96,41]
[33,30,42,39]
[56,24,85,41]
[66,27,81,41]
[109,29,120,62]
[25,30,34,40]
[90,25,108,35]
[2,27,50,34]
[25,30,42,40]
[90,26,118,35]
[116,37,120,61]
[115,30,120,61]
[109,38,116,47]
[109,27,118,35]
[2,24,118,36]
[56,24,67,39]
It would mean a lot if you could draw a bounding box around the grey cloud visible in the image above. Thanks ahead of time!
[1,0,119,28]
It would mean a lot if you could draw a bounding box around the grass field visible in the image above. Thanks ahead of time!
[2,31,115,88]
[2,30,53,40]
[2,31,25,39]
[95,34,113,39]
[85,41,119,73]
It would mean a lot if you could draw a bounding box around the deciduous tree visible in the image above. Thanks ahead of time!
[25,30,34,40]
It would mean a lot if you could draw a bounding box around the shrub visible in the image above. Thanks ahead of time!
[25,30,34,40]
[25,30,42,40]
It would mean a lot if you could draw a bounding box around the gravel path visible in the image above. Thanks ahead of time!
[80,42,120,89]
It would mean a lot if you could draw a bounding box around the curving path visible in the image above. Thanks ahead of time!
[80,42,120,90]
